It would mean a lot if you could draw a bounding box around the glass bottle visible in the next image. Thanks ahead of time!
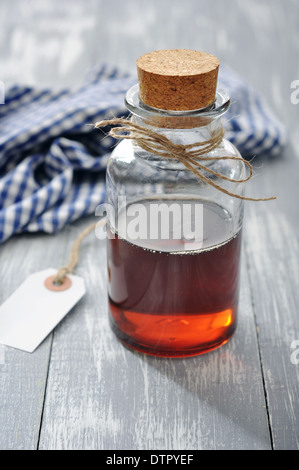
[105,50,246,358]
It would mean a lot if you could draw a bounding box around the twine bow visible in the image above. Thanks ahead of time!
[95,118,276,202]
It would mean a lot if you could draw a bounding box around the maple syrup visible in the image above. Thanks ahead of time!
[107,198,242,357]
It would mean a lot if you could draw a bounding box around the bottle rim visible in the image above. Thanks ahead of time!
[125,84,230,122]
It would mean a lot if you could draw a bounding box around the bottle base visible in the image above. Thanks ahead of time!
[109,305,237,358]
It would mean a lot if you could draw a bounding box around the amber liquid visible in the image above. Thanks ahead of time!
[107,199,242,357]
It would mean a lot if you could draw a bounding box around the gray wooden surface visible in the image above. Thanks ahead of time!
[0,0,298,450]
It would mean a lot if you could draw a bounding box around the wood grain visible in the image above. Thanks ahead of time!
[38,219,271,450]
[0,0,298,450]
[244,153,299,450]
[0,230,70,449]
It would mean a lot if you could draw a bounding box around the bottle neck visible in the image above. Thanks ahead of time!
[132,114,223,148]
[125,84,230,148]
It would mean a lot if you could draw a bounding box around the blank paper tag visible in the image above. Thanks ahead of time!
[0,268,86,353]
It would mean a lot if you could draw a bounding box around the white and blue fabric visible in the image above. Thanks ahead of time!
[0,64,287,244]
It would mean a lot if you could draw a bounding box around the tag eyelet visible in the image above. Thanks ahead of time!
[44,275,72,292]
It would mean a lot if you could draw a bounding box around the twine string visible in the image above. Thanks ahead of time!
[95,118,276,202]
[53,221,99,285]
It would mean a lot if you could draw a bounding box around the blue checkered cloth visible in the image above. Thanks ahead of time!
[0,64,287,244]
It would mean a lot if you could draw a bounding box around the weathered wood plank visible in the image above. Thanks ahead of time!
[244,152,299,450]
[38,217,271,450]
[0,230,70,450]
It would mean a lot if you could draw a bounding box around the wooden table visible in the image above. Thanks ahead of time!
[0,0,298,450]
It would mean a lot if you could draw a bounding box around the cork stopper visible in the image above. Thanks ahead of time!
[136,49,220,111]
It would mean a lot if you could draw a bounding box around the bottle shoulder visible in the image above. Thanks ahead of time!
[107,136,245,177]
[106,136,245,223]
